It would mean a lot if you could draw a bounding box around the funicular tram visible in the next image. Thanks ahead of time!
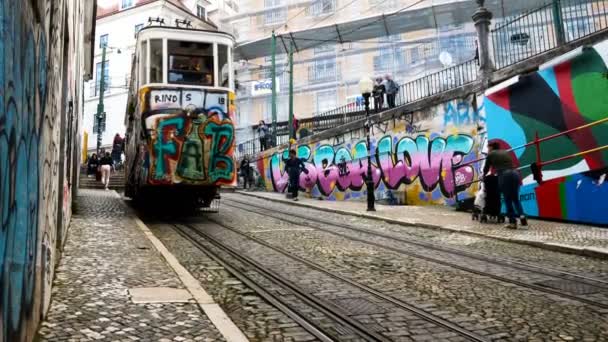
[124,25,237,209]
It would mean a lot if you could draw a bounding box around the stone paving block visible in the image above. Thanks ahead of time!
[237,191,608,258]
[36,189,226,341]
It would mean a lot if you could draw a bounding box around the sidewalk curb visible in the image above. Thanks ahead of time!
[236,191,608,260]
[115,191,250,342]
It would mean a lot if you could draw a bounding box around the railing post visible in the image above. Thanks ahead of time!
[534,131,542,166]
[472,0,494,83]
[552,0,566,45]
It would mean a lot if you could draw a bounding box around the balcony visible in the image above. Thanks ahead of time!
[307,61,340,84]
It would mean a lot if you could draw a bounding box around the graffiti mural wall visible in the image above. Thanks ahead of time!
[0,1,93,341]
[257,95,485,205]
[129,87,236,188]
[484,40,608,225]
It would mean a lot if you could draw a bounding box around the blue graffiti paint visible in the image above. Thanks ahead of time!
[0,1,47,339]
[153,117,184,180]
[204,121,235,182]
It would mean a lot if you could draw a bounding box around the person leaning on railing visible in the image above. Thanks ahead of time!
[257,120,269,151]
[483,142,528,229]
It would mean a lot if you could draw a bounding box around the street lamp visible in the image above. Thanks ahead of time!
[358,77,375,211]
[95,45,121,155]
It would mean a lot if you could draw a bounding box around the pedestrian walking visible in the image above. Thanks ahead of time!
[384,74,398,108]
[87,153,99,178]
[283,149,308,201]
[373,77,385,113]
[257,120,269,151]
[240,156,251,189]
[292,116,299,139]
[483,142,528,229]
[112,133,124,168]
[99,152,114,191]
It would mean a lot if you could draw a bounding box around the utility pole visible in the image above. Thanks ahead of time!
[271,31,277,146]
[288,42,294,140]
[96,46,107,155]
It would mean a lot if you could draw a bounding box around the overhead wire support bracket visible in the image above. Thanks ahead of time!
[279,35,289,55]
[335,24,344,45]
[289,32,299,53]
[382,13,390,36]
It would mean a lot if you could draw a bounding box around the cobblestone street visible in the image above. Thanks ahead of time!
[37,190,608,342]
[37,190,234,342]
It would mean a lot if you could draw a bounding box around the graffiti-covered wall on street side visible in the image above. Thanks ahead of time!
[0,1,94,341]
[484,40,608,225]
[256,95,486,205]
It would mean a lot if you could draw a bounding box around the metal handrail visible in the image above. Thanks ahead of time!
[451,116,608,199]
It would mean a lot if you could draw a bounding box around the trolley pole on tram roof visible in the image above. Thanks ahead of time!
[96,46,107,155]
[271,31,277,147]
[288,42,294,140]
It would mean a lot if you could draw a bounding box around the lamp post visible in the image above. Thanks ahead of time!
[96,46,107,155]
[95,46,121,155]
[359,77,375,211]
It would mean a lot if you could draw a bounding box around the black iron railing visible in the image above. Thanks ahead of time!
[492,0,608,69]
[235,58,479,160]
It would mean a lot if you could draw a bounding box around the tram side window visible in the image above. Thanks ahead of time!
[168,40,214,86]
[140,40,148,84]
[150,39,164,83]
[218,44,229,88]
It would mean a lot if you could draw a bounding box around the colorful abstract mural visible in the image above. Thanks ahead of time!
[484,41,608,225]
[257,95,485,205]
[128,87,237,189]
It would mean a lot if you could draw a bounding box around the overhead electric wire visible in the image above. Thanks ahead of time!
[304,0,364,31]
[275,0,428,51]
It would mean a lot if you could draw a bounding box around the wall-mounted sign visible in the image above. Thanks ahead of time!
[251,78,280,97]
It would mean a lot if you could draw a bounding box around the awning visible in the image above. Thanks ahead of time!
[234,0,550,60]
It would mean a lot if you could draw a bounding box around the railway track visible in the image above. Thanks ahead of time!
[222,198,608,311]
[172,221,490,342]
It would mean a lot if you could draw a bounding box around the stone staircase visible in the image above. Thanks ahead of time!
[79,169,126,190]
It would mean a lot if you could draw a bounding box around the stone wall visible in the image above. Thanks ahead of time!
[484,40,608,225]
[0,1,95,341]
[255,93,486,206]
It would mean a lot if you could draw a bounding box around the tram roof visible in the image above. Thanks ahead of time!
[137,25,236,43]
[234,0,549,60]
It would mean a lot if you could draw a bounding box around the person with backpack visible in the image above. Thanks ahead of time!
[384,74,398,108]
[283,149,308,201]
[372,77,385,113]
[483,142,528,229]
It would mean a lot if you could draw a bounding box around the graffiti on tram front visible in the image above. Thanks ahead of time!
[143,88,236,186]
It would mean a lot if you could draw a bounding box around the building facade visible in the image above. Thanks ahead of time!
[0,0,96,341]
[84,0,227,148]
[225,0,479,143]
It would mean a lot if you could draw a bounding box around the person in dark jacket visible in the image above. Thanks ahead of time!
[257,120,269,151]
[240,156,251,189]
[283,149,308,201]
[99,152,114,190]
[87,153,99,177]
[373,77,385,112]
[383,74,398,108]
[483,142,528,229]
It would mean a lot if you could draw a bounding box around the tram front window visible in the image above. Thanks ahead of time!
[168,40,214,86]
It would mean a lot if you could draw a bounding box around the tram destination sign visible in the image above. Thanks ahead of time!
[149,89,228,114]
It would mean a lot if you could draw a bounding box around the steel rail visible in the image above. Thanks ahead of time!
[223,199,608,311]
[170,223,335,342]
[192,219,490,342]
[172,223,390,342]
